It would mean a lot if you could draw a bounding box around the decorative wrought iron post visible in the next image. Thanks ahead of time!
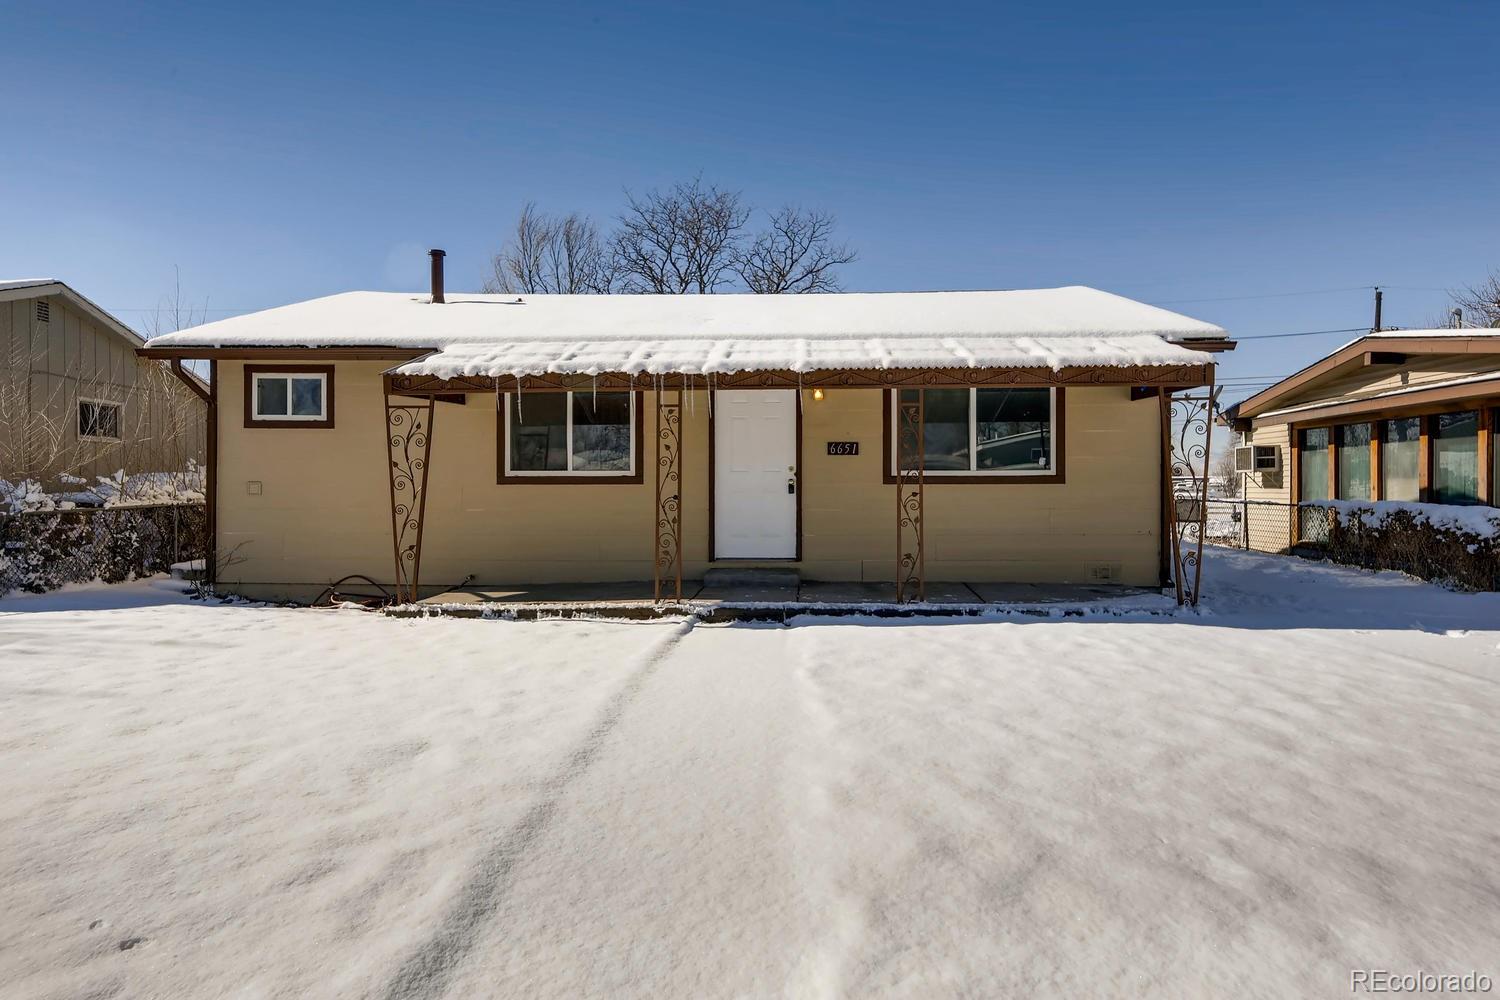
[1159,378,1220,607]
[385,390,436,605]
[895,391,925,603]
[653,388,683,602]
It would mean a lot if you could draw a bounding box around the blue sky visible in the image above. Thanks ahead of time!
[3,0,1497,402]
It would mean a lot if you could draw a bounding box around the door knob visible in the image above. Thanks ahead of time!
[787,478,797,495]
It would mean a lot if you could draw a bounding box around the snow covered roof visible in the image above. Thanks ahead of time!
[0,278,60,292]
[147,287,1228,377]
[1233,328,1500,417]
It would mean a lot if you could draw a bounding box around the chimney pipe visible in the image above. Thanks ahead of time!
[429,248,446,304]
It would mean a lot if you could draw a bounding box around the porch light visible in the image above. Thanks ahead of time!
[812,387,824,401]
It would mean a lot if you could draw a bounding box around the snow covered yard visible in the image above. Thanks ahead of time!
[2,552,1498,1000]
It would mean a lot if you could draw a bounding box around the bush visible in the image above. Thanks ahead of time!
[0,504,207,596]
[1302,501,1500,591]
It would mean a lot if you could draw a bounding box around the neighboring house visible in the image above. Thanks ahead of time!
[0,278,207,499]
[1225,328,1500,550]
[141,254,1232,603]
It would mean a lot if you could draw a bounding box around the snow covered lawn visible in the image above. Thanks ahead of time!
[3,551,1498,999]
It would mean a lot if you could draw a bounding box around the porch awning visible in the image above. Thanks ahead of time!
[387,333,1214,381]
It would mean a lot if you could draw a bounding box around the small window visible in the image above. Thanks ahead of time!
[888,387,1060,480]
[501,391,640,480]
[78,399,121,441]
[244,367,334,427]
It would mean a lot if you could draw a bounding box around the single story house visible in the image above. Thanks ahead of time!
[141,253,1232,604]
[1225,328,1500,550]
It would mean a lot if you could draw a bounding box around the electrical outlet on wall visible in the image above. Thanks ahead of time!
[246,481,263,495]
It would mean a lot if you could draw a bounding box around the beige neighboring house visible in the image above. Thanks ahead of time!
[1225,328,1500,550]
[0,278,207,499]
[141,253,1232,604]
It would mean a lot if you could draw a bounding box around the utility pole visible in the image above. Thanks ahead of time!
[1373,287,1383,332]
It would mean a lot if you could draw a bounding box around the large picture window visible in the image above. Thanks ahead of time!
[1298,426,1331,542]
[1381,417,1421,502]
[1432,410,1479,504]
[244,366,334,428]
[1336,423,1371,500]
[888,387,1060,481]
[500,391,640,481]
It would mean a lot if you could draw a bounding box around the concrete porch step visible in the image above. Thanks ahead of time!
[702,566,801,588]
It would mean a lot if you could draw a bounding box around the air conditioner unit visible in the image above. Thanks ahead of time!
[1235,445,1281,473]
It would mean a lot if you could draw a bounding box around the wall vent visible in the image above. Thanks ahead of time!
[35,299,50,323]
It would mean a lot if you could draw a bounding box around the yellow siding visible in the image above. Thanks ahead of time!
[216,362,1167,600]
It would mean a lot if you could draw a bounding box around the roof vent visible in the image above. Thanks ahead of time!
[35,300,49,323]
[429,248,445,304]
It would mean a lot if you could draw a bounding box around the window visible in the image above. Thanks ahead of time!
[500,391,640,481]
[78,399,121,441]
[1432,411,1479,504]
[1494,411,1500,508]
[888,387,1060,480]
[1298,426,1332,541]
[244,366,334,428]
[1382,417,1420,502]
[1336,423,1371,500]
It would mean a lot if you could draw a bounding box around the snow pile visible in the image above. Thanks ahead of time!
[147,287,1228,378]
[2,551,1498,998]
[0,479,58,513]
[4,465,206,511]
[1312,498,1500,537]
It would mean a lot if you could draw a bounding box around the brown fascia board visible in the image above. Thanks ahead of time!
[1235,334,1500,420]
[137,345,435,361]
[1251,374,1500,427]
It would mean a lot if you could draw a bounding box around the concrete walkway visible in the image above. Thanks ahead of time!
[404,579,1163,620]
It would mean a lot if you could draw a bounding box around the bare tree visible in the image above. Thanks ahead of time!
[141,265,210,340]
[611,177,750,293]
[485,202,613,294]
[736,206,857,293]
[1212,449,1241,497]
[1447,270,1500,327]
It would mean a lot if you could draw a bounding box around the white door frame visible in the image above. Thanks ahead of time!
[710,390,801,560]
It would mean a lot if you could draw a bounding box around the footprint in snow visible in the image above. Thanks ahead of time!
[118,937,147,951]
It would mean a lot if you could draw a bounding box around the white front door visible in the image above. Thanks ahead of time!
[714,390,797,558]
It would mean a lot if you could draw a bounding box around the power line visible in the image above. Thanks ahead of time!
[1149,286,1375,305]
[1233,326,1369,341]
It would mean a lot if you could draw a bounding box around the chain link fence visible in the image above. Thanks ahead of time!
[0,503,207,597]
[1203,497,1498,590]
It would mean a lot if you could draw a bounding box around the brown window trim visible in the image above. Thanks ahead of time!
[496,389,645,484]
[880,387,1067,485]
[243,364,335,428]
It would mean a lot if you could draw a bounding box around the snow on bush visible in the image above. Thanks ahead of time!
[1320,498,1500,538]
[1300,499,1500,590]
